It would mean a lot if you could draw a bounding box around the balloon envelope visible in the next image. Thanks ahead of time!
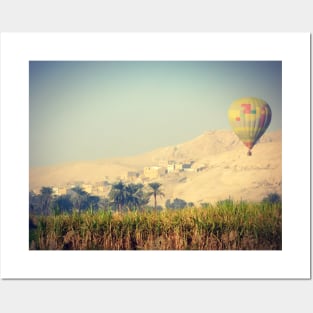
[228,97,272,151]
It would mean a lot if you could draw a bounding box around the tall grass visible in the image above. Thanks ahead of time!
[29,201,282,250]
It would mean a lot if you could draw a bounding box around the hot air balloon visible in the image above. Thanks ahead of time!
[228,97,272,156]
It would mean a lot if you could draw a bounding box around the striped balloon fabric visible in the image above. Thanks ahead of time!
[228,97,272,155]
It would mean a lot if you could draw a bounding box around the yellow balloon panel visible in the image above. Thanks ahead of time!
[228,97,272,150]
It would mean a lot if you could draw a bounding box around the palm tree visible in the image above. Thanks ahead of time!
[87,195,100,212]
[54,194,73,214]
[70,186,88,212]
[126,183,149,211]
[125,183,141,211]
[108,181,128,211]
[40,187,53,215]
[147,182,165,211]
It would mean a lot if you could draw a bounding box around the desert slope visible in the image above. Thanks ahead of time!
[165,140,281,204]
[30,129,282,203]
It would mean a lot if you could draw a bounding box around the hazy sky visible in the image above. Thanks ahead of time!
[29,61,282,167]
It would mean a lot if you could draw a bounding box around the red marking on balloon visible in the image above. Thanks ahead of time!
[241,103,251,114]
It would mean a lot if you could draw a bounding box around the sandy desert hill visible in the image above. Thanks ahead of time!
[29,129,282,204]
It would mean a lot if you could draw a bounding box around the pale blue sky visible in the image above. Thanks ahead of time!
[29,61,282,167]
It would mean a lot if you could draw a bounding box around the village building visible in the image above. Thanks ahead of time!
[167,160,189,173]
[126,171,140,181]
[182,162,192,170]
[93,184,105,194]
[81,184,93,194]
[58,186,67,195]
[51,186,67,196]
[175,162,183,171]
[167,160,176,173]
[143,166,167,179]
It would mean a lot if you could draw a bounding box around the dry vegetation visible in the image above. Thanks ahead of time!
[29,200,282,250]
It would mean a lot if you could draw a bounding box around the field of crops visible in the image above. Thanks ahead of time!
[29,200,282,250]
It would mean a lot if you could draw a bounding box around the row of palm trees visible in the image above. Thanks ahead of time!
[30,186,101,215]
[30,181,165,215]
[108,181,164,211]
